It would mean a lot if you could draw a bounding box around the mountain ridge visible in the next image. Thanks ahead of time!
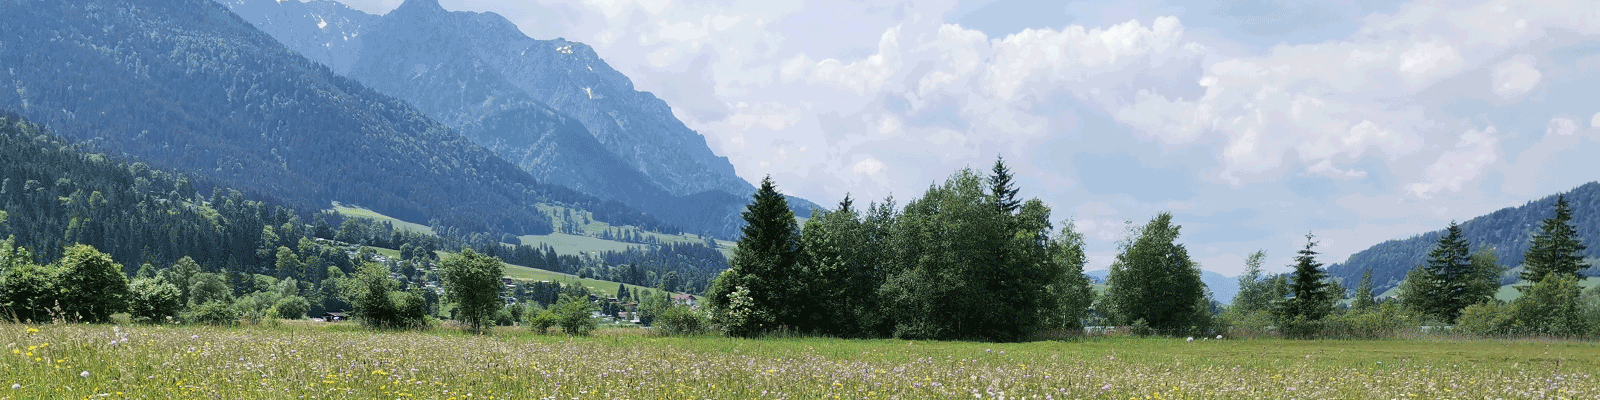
[221,0,821,238]
[1327,182,1600,294]
[0,0,677,236]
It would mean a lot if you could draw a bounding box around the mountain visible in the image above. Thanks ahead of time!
[219,0,821,238]
[1327,182,1600,294]
[1085,269,1241,305]
[0,0,673,235]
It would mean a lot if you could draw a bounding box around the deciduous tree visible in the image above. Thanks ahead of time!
[1104,213,1210,336]
[440,248,504,334]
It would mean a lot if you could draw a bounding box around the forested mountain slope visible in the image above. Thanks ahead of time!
[0,110,313,275]
[0,0,675,235]
[220,0,821,238]
[1328,182,1600,293]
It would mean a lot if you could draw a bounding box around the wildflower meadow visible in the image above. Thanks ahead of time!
[3,322,1598,399]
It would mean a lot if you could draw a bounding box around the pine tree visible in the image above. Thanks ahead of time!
[989,156,1021,215]
[1281,233,1332,322]
[1351,268,1376,311]
[1522,195,1587,285]
[706,176,800,336]
[1422,221,1472,321]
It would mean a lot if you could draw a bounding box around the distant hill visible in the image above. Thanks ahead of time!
[220,0,821,238]
[1327,182,1600,294]
[1086,270,1241,305]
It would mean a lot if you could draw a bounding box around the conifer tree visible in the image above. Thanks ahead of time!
[1422,222,1472,321]
[1281,233,1332,323]
[989,156,1021,215]
[1522,195,1587,284]
[706,176,800,336]
[1351,268,1376,311]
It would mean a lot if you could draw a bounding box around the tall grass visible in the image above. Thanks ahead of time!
[3,322,1598,399]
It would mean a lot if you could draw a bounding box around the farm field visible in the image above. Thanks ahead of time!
[3,323,1597,399]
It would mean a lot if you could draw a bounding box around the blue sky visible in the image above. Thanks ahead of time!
[329,0,1600,276]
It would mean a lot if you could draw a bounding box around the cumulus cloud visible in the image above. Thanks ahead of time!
[1491,55,1542,99]
[1407,127,1500,199]
[333,0,1600,274]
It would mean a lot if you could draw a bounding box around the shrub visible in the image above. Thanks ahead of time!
[55,244,129,323]
[526,309,558,334]
[1508,275,1586,337]
[653,305,709,336]
[1457,301,1512,336]
[1277,315,1323,340]
[1129,318,1154,337]
[1325,303,1419,339]
[274,296,310,320]
[1220,310,1274,337]
[552,294,597,336]
[184,300,239,326]
[127,277,182,324]
[493,306,516,327]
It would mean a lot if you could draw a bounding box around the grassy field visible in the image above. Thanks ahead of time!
[332,203,435,236]
[498,262,654,298]
[335,203,736,259]
[3,322,1597,399]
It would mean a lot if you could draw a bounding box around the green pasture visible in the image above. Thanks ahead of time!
[3,323,1597,399]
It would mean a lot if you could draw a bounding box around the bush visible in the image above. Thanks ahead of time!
[1277,315,1323,340]
[1324,303,1419,339]
[1220,310,1274,337]
[493,306,516,327]
[552,294,597,336]
[127,277,182,324]
[1129,318,1154,337]
[526,309,558,334]
[56,244,129,323]
[0,262,58,323]
[1508,275,1586,337]
[653,305,709,336]
[1457,301,1513,336]
[184,300,239,326]
[274,296,310,320]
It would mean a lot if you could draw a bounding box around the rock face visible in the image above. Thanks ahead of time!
[223,0,820,237]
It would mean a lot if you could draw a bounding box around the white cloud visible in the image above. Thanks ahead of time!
[851,157,885,176]
[328,0,1600,274]
[1548,117,1577,136]
[1407,127,1500,199]
[1491,55,1542,99]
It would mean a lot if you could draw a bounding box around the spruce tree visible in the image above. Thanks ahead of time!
[1281,233,1332,323]
[1351,268,1376,311]
[1522,195,1587,284]
[1422,221,1472,321]
[989,156,1021,215]
[706,176,800,336]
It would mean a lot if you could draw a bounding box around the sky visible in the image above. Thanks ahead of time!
[329,0,1600,276]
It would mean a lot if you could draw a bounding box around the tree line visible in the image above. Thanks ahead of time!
[1223,195,1600,339]
[704,158,1094,341]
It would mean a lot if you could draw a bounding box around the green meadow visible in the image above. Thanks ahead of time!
[3,322,1597,399]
